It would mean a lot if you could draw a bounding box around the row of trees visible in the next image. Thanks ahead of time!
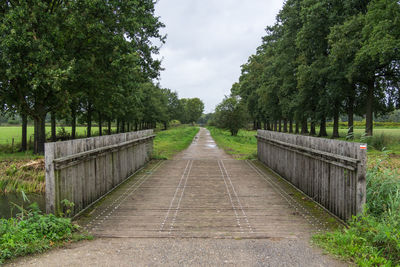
[0,1,204,153]
[222,0,399,137]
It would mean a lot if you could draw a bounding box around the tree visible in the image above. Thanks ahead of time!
[214,96,248,136]
[0,1,72,153]
[0,0,166,153]
[179,98,204,124]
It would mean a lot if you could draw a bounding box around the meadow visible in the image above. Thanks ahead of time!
[0,126,99,145]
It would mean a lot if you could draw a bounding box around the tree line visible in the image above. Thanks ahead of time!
[0,1,204,154]
[216,0,399,137]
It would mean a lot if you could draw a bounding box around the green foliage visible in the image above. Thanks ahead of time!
[228,0,400,139]
[60,199,75,218]
[313,153,400,266]
[179,98,205,124]
[214,96,248,136]
[0,203,87,264]
[153,126,199,159]
[207,127,257,159]
[0,0,167,153]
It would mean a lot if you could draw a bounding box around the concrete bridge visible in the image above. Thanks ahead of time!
[12,128,345,266]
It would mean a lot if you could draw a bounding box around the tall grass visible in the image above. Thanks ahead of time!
[360,133,400,152]
[0,160,45,194]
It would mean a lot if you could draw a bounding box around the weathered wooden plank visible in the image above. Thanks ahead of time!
[45,130,154,217]
[45,143,56,214]
[257,130,366,221]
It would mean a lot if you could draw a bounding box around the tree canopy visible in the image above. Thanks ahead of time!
[220,0,400,137]
[0,1,203,154]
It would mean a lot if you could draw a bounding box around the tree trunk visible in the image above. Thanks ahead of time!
[98,113,102,136]
[273,121,277,131]
[164,122,168,130]
[135,122,138,131]
[108,119,112,135]
[116,119,120,133]
[121,121,125,133]
[295,121,299,134]
[267,120,271,131]
[71,109,76,139]
[301,119,308,134]
[365,80,374,136]
[283,119,288,133]
[33,113,46,154]
[289,119,293,133]
[310,121,316,136]
[87,108,92,137]
[34,119,38,153]
[332,110,340,138]
[318,118,328,137]
[51,112,56,142]
[21,113,27,152]
[347,97,354,139]
[263,121,266,130]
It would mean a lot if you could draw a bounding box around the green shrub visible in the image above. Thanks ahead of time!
[0,203,86,264]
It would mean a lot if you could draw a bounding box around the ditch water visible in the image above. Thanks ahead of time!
[0,193,45,219]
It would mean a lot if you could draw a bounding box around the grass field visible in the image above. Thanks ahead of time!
[0,126,106,145]
[153,126,199,159]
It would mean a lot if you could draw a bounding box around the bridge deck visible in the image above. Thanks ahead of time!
[11,128,346,266]
[79,128,338,239]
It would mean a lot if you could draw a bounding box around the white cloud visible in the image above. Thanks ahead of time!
[155,0,285,112]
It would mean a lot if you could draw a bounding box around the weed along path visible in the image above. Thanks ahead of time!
[9,128,346,266]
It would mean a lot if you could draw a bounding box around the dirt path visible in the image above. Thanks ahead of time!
[8,128,347,266]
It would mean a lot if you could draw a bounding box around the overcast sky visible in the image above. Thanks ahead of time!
[154,0,285,113]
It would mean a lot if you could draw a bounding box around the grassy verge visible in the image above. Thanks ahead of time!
[153,126,199,159]
[0,202,91,264]
[206,126,257,159]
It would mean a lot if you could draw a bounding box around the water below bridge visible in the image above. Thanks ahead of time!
[9,128,346,266]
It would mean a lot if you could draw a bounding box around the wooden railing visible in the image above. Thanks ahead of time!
[45,130,154,216]
[256,130,366,221]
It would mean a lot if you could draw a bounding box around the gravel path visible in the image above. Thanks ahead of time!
[7,128,347,266]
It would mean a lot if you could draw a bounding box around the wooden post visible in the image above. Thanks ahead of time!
[45,142,56,214]
[356,144,367,214]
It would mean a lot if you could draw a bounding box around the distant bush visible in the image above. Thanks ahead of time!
[7,119,19,125]
[361,133,398,151]
[56,127,71,141]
